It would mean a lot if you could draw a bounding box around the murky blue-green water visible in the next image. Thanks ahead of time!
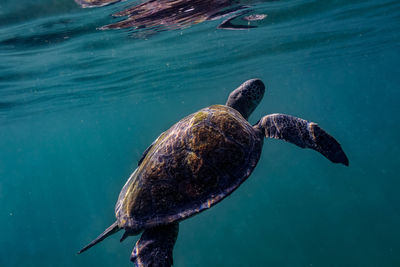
[1,0,400,266]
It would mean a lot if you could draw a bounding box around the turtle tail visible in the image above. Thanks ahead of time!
[78,221,121,254]
[131,223,179,267]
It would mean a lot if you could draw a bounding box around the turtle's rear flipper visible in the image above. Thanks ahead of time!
[256,114,349,166]
[131,223,179,267]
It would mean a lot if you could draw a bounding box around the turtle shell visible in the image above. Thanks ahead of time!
[115,105,263,231]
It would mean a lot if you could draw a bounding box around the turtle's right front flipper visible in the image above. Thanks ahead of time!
[256,114,349,166]
[131,223,179,267]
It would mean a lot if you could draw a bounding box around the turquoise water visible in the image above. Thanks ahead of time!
[1,0,400,266]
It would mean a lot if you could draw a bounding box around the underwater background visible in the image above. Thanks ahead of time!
[1,0,399,266]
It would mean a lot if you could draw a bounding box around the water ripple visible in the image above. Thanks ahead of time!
[0,0,399,123]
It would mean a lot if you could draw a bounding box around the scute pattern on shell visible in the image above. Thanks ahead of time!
[115,105,263,231]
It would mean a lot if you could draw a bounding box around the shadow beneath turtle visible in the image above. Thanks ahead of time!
[75,0,274,34]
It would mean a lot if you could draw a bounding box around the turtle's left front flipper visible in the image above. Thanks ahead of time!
[131,223,179,267]
[255,114,349,166]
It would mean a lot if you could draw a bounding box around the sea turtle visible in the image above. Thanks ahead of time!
[78,79,348,266]
[75,0,266,31]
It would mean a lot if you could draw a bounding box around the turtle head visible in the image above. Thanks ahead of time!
[225,79,265,120]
